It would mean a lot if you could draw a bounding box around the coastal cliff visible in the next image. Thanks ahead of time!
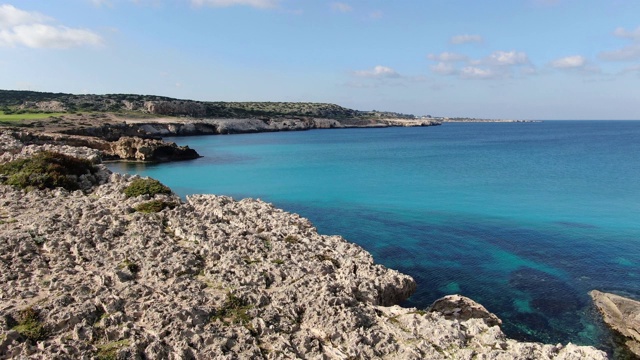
[1,131,200,163]
[0,90,440,163]
[0,139,607,358]
[590,290,640,359]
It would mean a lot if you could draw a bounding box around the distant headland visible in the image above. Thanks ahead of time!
[0,90,538,163]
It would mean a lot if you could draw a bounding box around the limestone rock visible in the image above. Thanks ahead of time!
[107,136,200,162]
[0,131,200,163]
[429,294,502,327]
[590,290,640,358]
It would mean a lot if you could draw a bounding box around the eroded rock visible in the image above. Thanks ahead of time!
[590,290,640,358]
[0,147,608,359]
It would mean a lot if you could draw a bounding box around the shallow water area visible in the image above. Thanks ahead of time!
[108,121,640,350]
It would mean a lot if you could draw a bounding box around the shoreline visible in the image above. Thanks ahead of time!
[0,137,609,358]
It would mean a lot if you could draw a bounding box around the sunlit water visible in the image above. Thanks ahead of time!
[108,121,640,350]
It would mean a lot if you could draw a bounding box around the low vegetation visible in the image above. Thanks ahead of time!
[0,89,416,120]
[123,178,171,198]
[134,200,175,213]
[0,151,96,191]
[95,339,131,360]
[119,259,140,274]
[13,307,47,342]
[211,293,253,325]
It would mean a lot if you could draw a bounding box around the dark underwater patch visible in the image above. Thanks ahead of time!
[509,267,585,316]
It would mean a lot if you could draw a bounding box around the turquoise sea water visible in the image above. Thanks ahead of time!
[108,121,640,350]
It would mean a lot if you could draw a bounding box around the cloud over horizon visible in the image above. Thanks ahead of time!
[354,65,400,78]
[549,55,586,68]
[0,4,102,49]
[427,49,531,80]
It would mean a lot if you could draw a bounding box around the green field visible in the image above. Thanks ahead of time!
[0,112,66,122]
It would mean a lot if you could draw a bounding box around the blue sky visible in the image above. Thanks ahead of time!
[1,0,639,119]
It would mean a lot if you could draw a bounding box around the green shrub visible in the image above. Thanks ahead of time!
[119,259,140,274]
[211,293,252,325]
[123,178,171,198]
[96,339,130,360]
[13,307,46,342]
[0,151,95,191]
[134,200,175,213]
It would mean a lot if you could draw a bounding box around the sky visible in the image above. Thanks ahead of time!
[1,1,639,120]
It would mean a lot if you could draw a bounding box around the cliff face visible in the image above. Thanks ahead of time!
[0,143,607,359]
[2,131,200,163]
[61,117,439,140]
[590,290,640,358]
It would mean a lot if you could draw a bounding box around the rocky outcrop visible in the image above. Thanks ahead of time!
[144,100,208,117]
[18,101,67,112]
[0,145,608,359]
[106,136,200,162]
[429,294,502,327]
[1,131,200,163]
[590,290,640,358]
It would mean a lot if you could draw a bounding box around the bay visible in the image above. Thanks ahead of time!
[108,121,640,349]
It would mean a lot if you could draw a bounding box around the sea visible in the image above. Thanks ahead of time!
[108,120,640,350]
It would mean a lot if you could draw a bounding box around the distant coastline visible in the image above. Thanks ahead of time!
[441,119,542,123]
[0,89,545,163]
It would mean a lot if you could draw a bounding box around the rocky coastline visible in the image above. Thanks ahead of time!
[2,115,439,164]
[590,290,640,359]
[1,90,441,164]
[0,135,609,359]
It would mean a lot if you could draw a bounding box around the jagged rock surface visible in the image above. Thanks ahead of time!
[590,290,640,358]
[107,136,200,162]
[0,131,199,163]
[0,146,607,359]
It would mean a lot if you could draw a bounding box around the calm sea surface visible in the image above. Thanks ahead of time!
[108,121,640,349]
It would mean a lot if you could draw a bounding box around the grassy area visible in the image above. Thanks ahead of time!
[0,111,66,121]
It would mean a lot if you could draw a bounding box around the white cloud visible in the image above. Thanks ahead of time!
[0,4,49,29]
[427,52,468,62]
[330,2,352,12]
[550,55,586,68]
[0,24,102,49]
[354,65,400,78]
[192,0,278,8]
[488,50,529,66]
[613,26,640,41]
[430,62,456,75]
[450,34,483,45]
[427,49,532,79]
[0,5,102,49]
[460,66,496,79]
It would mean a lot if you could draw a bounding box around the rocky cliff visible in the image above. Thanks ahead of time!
[59,117,440,140]
[0,140,608,359]
[1,131,200,163]
[590,290,640,359]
